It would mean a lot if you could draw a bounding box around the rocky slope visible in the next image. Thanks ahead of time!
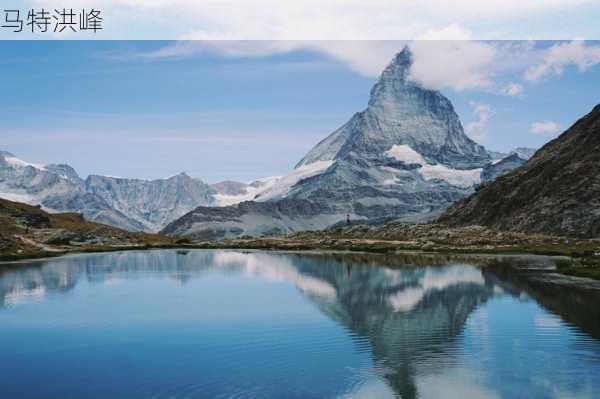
[161,199,341,240]
[163,47,503,239]
[0,198,173,260]
[440,104,600,238]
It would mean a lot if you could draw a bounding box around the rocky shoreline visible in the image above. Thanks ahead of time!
[186,222,600,280]
[2,197,599,281]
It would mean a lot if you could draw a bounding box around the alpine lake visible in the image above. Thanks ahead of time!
[1,249,599,398]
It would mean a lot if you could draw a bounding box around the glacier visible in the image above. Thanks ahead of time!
[385,145,482,188]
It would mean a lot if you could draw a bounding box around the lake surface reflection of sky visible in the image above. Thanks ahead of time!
[0,250,599,399]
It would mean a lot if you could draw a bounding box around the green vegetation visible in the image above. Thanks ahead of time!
[557,256,600,280]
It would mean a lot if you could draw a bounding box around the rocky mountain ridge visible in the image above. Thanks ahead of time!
[0,151,257,232]
[440,104,600,238]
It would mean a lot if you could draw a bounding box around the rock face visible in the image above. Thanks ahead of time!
[0,151,144,231]
[164,47,495,239]
[510,147,537,160]
[161,199,340,239]
[440,104,600,238]
[481,153,527,182]
[210,181,248,196]
[85,173,215,231]
[0,152,217,232]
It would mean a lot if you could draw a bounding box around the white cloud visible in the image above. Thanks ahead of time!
[499,82,523,96]
[525,40,600,81]
[116,38,600,97]
[407,39,543,92]
[138,41,302,59]
[408,39,496,91]
[26,0,597,40]
[416,23,473,40]
[138,35,513,93]
[301,41,404,77]
[530,121,561,135]
[134,40,403,77]
[114,39,600,95]
[465,102,494,140]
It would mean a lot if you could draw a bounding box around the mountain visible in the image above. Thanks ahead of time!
[440,104,600,238]
[85,173,215,231]
[209,177,281,206]
[0,151,144,231]
[510,147,537,160]
[296,47,489,169]
[481,153,527,182]
[488,147,536,161]
[163,47,502,239]
[481,147,539,182]
[161,199,338,240]
[0,152,219,232]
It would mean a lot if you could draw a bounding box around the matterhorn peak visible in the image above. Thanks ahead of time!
[381,45,413,81]
[296,44,490,170]
[368,46,412,105]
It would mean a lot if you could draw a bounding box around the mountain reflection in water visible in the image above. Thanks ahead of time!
[1,250,599,399]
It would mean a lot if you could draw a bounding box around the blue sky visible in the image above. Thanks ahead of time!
[1,40,599,182]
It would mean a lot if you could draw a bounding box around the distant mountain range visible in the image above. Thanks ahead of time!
[0,150,278,232]
[440,104,600,238]
[1,47,537,237]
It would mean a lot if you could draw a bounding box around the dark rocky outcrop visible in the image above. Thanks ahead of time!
[440,105,600,238]
[0,197,173,260]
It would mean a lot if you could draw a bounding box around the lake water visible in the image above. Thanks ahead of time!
[1,250,599,399]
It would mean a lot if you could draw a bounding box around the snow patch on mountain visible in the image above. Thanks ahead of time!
[255,160,335,201]
[385,144,426,164]
[420,165,482,188]
[382,178,399,186]
[0,191,37,204]
[4,156,47,171]
[385,145,482,188]
[212,176,281,206]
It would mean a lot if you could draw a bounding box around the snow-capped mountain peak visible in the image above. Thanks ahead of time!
[1,152,47,171]
[163,48,505,239]
[296,46,490,170]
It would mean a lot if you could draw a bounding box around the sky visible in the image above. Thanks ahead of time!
[3,0,600,40]
[1,40,600,182]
